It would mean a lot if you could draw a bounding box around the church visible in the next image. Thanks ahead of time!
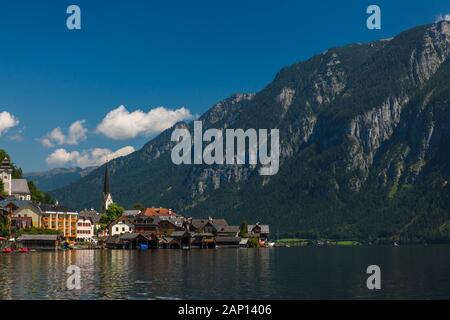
[0,157,31,201]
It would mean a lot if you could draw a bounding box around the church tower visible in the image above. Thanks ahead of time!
[1,157,13,196]
[102,162,113,212]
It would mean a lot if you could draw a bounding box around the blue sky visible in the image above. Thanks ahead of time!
[0,0,449,172]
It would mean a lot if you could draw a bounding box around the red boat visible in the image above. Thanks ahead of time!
[18,248,29,253]
[2,248,13,253]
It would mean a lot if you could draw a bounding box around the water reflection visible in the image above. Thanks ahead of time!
[0,246,450,299]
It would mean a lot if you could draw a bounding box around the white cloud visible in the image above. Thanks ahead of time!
[46,146,135,168]
[40,120,88,147]
[96,105,193,140]
[46,149,80,166]
[0,111,19,136]
[7,127,25,142]
[436,13,450,22]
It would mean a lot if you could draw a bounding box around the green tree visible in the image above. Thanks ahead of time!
[16,227,60,237]
[239,221,248,238]
[133,203,145,211]
[100,203,125,227]
[0,215,9,237]
[27,181,55,204]
[0,180,6,198]
[247,237,260,248]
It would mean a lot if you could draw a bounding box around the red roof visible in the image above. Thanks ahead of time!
[143,207,175,217]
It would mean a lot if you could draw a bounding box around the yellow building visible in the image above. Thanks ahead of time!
[13,204,42,228]
[40,205,78,241]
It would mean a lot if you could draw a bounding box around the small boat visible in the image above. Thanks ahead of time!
[2,248,13,253]
[18,248,29,253]
[393,242,400,247]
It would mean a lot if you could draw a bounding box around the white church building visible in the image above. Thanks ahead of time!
[0,157,31,201]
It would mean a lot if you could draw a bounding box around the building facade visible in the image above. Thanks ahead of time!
[76,216,95,241]
[109,218,134,236]
[40,205,78,241]
[12,204,42,228]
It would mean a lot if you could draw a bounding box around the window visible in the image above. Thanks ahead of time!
[116,227,119,232]
[122,227,125,232]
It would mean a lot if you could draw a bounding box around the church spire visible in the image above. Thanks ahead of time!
[102,161,113,212]
[103,161,110,195]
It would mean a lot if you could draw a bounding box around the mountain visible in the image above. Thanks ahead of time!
[51,22,450,241]
[25,167,97,192]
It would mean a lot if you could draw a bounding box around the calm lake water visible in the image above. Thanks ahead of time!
[1,245,450,300]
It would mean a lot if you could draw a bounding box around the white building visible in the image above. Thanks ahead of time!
[109,218,134,236]
[0,157,31,201]
[76,216,95,241]
[77,209,101,241]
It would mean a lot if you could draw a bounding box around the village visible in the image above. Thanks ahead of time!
[0,157,270,251]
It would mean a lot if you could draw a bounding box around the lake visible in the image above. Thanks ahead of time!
[1,245,450,299]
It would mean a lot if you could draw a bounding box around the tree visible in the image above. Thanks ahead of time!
[27,181,55,204]
[247,237,260,248]
[133,203,145,211]
[100,203,124,227]
[0,180,6,198]
[239,221,248,238]
[15,227,60,237]
[0,214,9,237]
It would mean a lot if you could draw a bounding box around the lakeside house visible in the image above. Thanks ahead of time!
[40,204,78,241]
[248,224,270,242]
[10,201,42,230]
[16,234,63,250]
[105,233,158,249]
[133,215,160,233]
[109,216,135,236]
[215,237,241,248]
[76,209,101,242]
